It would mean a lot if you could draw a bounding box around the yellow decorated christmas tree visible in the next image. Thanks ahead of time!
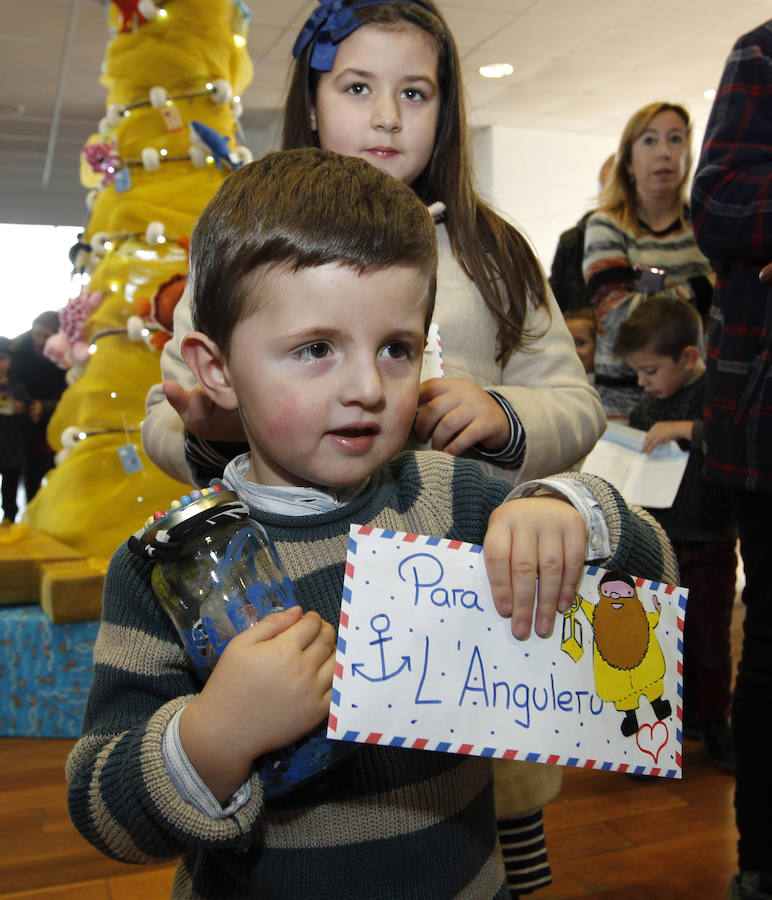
[24,0,253,561]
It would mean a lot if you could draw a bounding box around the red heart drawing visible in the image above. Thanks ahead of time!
[636,721,669,764]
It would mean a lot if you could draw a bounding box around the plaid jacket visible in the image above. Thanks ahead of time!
[690,20,772,494]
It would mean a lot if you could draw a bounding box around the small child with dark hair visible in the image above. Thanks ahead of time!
[0,336,29,525]
[615,296,737,772]
[563,306,597,377]
[67,148,677,898]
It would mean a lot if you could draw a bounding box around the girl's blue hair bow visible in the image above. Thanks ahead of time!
[292,0,396,72]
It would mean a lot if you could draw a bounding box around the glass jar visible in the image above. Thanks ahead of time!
[135,485,295,680]
[131,485,354,797]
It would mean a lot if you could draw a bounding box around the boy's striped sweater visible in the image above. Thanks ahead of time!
[66,451,676,899]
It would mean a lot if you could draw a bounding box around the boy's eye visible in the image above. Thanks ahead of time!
[382,341,410,360]
[296,342,331,360]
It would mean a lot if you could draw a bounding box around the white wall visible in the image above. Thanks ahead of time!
[472,124,616,275]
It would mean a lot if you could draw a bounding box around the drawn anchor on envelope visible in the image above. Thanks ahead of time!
[351,613,412,682]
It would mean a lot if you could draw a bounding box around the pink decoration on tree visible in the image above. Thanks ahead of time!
[82,139,121,185]
[44,287,104,369]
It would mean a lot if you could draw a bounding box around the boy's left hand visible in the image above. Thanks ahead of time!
[483,497,587,641]
[642,420,692,454]
[414,378,509,455]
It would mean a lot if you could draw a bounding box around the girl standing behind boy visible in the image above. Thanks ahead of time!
[142,2,606,894]
[144,0,604,491]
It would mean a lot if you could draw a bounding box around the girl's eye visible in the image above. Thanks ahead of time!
[642,135,656,146]
[296,342,331,360]
[670,133,684,144]
[402,87,425,101]
[346,82,370,96]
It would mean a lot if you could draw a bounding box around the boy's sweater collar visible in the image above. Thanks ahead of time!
[222,452,370,517]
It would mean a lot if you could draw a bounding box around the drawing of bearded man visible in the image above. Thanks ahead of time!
[578,571,672,736]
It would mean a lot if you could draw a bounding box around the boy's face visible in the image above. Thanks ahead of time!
[224,262,431,490]
[624,344,690,400]
[565,319,596,374]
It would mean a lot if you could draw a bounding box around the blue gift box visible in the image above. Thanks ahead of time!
[0,605,98,737]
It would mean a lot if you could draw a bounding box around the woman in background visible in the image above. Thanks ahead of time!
[582,102,713,417]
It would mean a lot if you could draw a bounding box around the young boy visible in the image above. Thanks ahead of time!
[563,306,597,378]
[615,297,736,772]
[67,149,677,899]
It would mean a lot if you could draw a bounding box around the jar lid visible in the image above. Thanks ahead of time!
[132,484,250,559]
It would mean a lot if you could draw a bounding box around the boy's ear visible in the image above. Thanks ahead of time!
[680,345,701,371]
[180,332,239,410]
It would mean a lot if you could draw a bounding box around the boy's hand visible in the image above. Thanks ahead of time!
[180,606,336,803]
[163,380,246,441]
[413,378,509,456]
[642,420,692,454]
[483,497,586,641]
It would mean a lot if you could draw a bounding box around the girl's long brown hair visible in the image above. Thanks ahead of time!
[282,0,548,365]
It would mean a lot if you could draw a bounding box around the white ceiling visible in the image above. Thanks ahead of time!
[1,0,769,226]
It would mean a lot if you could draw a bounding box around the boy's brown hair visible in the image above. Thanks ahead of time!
[613,297,702,361]
[189,147,438,355]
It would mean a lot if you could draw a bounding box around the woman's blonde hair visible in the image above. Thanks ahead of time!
[599,101,692,232]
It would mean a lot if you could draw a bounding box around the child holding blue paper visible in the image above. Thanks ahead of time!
[614,297,737,772]
[68,149,676,898]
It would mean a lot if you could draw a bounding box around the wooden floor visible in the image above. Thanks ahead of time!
[0,600,744,899]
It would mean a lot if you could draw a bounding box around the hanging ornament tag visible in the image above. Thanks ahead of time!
[161,105,185,133]
[113,167,132,193]
[117,443,144,474]
[420,322,444,381]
